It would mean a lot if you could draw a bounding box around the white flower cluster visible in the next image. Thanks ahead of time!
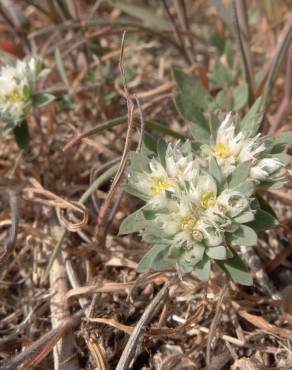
[201,113,285,182]
[0,57,43,133]
[121,113,290,279]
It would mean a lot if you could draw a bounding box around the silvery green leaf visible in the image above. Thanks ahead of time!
[172,69,212,110]
[157,139,168,168]
[225,42,234,68]
[213,60,231,87]
[272,153,291,165]
[209,158,223,187]
[233,84,249,111]
[152,250,175,271]
[137,244,169,272]
[215,90,228,109]
[229,162,251,188]
[123,184,148,201]
[206,245,227,260]
[271,131,292,153]
[33,93,55,107]
[230,225,257,247]
[232,180,254,196]
[195,254,211,281]
[247,209,278,231]
[119,208,146,235]
[239,97,263,136]
[233,211,255,224]
[143,132,157,154]
[174,94,210,144]
[216,250,252,286]
[128,151,149,172]
[167,244,182,258]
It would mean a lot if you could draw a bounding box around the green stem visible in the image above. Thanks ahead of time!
[43,162,119,281]
[64,117,185,152]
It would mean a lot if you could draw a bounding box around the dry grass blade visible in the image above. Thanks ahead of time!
[98,31,135,244]
[232,0,255,104]
[206,283,228,367]
[0,191,19,263]
[1,312,82,370]
[24,178,88,232]
[232,302,292,340]
[116,279,173,370]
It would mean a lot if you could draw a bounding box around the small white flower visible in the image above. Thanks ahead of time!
[0,56,41,128]
[250,158,285,181]
[202,113,266,176]
[128,142,199,206]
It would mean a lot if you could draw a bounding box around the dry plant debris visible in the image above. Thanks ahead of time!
[0,1,292,369]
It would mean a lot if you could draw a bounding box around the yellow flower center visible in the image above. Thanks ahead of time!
[180,215,197,231]
[213,143,231,158]
[201,192,217,209]
[5,89,23,103]
[150,177,171,194]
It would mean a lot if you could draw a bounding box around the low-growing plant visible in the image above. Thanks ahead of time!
[119,91,292,285]
[0,56,54,149]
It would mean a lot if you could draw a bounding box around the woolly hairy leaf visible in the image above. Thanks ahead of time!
[172,69,212,110]
[233,84,248,111]
[271,131,292,154]
[174,94,210,144]
[157,139,168,168]
[239,97,262,136]
[213,60,231,87]
[230,225,257,247]
[195,254,211,281]
[216,250,252,286]
[209,158,223,187]
[143,132,157,153]
[234,211,255,224]
[206,245,227,260]
[229,162,251,188]
[137,244,169,272]
[119,208,146,235]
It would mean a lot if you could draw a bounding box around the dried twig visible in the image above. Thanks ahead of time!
[115,279,173,370]
[232,0,255,104]
[1,312,82,370]
[49,227,79,370]
[0,191,19,264]
[97,31,135,245]
[270,43,292,132]
[206,283,228,367]
[161,0,191,65]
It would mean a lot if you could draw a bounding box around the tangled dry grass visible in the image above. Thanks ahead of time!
[0,1,292,369]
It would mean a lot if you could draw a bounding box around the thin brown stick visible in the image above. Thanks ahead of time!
[232,0,255,105]
[1,312,82,370]
[206,284,228,367]
[270,43,292,132]
[0,191,19,263]
[115,279,173,370]
[161,0,191,65]
[97,31,135,245]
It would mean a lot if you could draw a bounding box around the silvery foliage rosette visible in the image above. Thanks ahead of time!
[0,56,53,136]
[119,107,292,285]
